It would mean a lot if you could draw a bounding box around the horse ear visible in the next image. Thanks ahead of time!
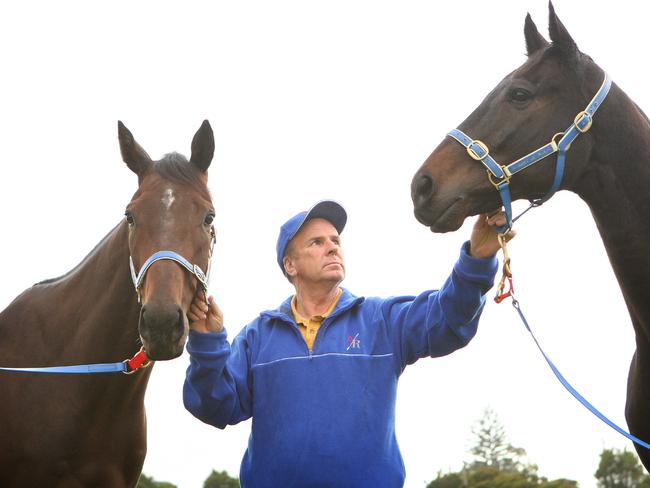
[524,13,549,55]
[189,120,215,173]
[548,2,578,53]
[118,121,152,177]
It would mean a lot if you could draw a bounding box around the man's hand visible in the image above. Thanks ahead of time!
[469,210,516,258]
[188,291,224,333]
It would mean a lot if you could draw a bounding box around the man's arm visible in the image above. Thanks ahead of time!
[183,293,252,428]
[382,211,512,367]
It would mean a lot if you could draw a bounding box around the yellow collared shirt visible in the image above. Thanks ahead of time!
[291,288,342,352]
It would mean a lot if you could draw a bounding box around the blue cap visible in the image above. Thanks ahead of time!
[276,200,347,274]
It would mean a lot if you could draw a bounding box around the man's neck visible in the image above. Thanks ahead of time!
[294,284,341,318]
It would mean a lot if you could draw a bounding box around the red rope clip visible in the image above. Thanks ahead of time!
[123,348,151,374]
[494,275,514,304]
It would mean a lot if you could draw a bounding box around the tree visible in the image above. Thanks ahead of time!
[426,407,578,488]
[427,471,464,488]
[595,448,650,488]
[427,466,578,488]
[540,480,578,488]
[469,407,531,474]
[136,473,177,488]
[203,469,240,488]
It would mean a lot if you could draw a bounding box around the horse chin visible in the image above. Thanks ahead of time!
[142,336,187,361]
[414,198,468,233]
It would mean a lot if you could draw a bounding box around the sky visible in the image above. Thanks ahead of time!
[1,1,648,487]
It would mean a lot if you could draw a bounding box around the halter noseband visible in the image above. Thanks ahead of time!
[129,227,216,302]
[447,73,612,233]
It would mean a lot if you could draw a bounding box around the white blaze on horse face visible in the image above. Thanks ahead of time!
[162,188,176,211]
[160,188,177,237]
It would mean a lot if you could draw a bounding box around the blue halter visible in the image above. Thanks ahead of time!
[129,227,215,303]
[448,73,612,233]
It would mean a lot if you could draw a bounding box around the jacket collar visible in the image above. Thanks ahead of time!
[262,288,364,324]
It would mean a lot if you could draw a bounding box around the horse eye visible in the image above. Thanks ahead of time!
[125,212,135,225]
[204,213,215,226]
[509,88,532,103]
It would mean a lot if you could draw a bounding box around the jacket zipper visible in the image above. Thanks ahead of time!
[310,317,332,359]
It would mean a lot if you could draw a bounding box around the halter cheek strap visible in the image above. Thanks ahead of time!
[447,73,612,233]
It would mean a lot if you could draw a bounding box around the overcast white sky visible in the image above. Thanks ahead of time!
[1,1,648,487]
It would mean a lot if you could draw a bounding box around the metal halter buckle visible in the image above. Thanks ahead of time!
[467,140,490,161]
[574,111,593,133]
[550,131,573,152]
[487,168,510,190]
[194,264,207,288]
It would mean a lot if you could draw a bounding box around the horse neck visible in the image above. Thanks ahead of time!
[574,84,650,344]
[52,221,143,358]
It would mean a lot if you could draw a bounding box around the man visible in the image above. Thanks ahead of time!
[183,200,512,487]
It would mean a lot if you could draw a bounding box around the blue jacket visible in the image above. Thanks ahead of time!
[183,242,497,487]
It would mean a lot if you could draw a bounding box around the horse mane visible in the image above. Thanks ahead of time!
[155,152,212,202]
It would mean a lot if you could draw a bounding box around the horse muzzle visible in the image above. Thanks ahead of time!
[138,302,188,360]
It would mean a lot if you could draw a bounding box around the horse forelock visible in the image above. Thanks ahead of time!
[154,152,212,203]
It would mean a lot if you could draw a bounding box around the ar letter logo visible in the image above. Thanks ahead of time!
[346,333,361,350]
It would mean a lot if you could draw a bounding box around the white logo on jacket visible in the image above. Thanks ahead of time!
[346,333,361,350]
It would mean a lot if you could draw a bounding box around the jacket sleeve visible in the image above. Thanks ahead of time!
[381,241,498,369]
[183,326,253,429]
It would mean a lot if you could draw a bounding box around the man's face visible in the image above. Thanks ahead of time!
[284,218,345,287]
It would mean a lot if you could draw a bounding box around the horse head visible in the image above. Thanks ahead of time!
[411,3,605,232]
[118,120,215,360]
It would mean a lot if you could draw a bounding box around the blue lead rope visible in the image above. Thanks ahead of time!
[0,362,127,374]
[510,298,650,450]
[0,348,150,375]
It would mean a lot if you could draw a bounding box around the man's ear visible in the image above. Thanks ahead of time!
[283,255,297,279]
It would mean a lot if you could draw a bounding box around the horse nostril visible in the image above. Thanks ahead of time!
[412,172,435,204]
[139,304,185,341]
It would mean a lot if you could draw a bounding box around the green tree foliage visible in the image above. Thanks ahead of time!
[426,407,578,488]
[136,473,177,488]
[595,448,650,488]
[203,469,240,488]
[427,466,577,488]
[428,471,464,488]
[469,407,529,473]
[542,480,579,488]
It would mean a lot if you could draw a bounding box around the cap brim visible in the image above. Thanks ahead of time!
[303,200,347,234]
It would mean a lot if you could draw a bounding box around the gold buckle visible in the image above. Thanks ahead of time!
[550,132,563,151]
[574,111,592,133]
[487,169,510,189]
[550,131,572,151]
[467,140,489,161]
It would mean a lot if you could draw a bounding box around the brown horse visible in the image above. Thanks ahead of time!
[411,4,650,470]
[0,121,215,487]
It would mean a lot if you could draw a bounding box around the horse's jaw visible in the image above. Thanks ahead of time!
[413,196,468,233]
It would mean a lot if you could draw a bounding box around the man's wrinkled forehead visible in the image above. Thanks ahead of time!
[291,218,340,244]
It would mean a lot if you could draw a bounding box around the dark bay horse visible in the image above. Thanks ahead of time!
[0,120,216,487]
[411,4,650,470]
